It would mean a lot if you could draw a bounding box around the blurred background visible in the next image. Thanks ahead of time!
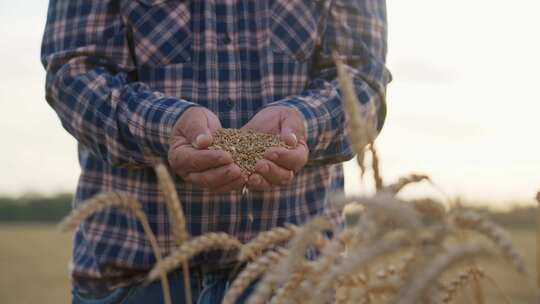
[0,0,539,303]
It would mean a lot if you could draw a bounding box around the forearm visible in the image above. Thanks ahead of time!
[267,0,390,165]
[269,67,386,165]
[41,0,196,167]
[46,61,195,166]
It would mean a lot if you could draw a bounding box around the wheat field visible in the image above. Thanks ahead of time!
[0,224,535,304]
[1,57,538,304]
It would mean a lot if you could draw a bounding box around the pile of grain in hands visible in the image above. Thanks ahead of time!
[209,128,290,175]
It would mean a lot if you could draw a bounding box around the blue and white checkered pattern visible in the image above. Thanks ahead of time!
[41,0,390,290]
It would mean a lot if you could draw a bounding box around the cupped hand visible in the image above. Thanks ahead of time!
[242,106,309,191]
[168,107,247,192]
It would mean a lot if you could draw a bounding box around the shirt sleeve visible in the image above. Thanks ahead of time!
[40,0,197,167]
[267,0,391,165]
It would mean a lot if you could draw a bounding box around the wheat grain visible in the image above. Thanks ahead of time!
[440,267,484,303]
[146,233,241,282]
[210,128,289,175]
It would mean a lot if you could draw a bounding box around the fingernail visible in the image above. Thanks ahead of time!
[192,135,203,148]
[290,133,297,145]
[194,134,210,148]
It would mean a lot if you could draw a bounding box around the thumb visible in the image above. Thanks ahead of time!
[280,109,307,147]
[280,115,304,148]
[280,126,298,147]
[184,118,213,149]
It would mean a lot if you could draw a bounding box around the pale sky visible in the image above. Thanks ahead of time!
[0,0,539,208]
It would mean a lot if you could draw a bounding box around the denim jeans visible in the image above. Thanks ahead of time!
[72,267,256,304]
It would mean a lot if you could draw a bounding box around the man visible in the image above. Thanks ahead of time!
[41,0,390,303]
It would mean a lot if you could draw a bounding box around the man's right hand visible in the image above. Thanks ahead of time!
[168,107,247,192]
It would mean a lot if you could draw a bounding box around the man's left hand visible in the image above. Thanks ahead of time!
[242,106,309,191]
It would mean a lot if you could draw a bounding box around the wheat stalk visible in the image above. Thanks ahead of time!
[154,162,192,304]
[154,162,188,243]
[58,192,173,304]
[146,232,241,282]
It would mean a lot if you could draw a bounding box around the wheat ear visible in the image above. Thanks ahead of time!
[247,217,331,304]
[451,209,527,274]
[269,264,311,304]
[59,192,172,304]
[440,267,484,304]
[146,232,241,282]
[369,143,384,191]
[311,232,412,304]
[384,174,431,195]
[334,52,377,178]
[59,192,141,231]
[238,225,299,262]
[411,198,446,222]
[335,274,369,304]
[154,162,192,303]
[349,194,423,233]
[396,243,490,304]
[223,248,288,304]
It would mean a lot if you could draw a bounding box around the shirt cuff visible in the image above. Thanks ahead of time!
[264,97,321,152]
[140,97,199,158]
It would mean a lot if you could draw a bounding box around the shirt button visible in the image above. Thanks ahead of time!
[222,34,232,45]
[225,98,235,109]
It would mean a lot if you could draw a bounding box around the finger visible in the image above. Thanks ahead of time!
[185,164,245,189]
[211,176,247,193]
[247,173,273,191]
[254,159,293,185]
[264,142,308,172]
[280,131,297,147]
[178,108,219,149]
[280,110,306,147]
[170,147,233,175]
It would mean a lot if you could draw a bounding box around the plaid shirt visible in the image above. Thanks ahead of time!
[41,0,390,292]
